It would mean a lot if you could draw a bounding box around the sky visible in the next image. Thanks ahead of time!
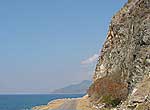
[0,0,127,94]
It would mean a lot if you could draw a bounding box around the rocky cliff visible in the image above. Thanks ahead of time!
[88,0,150,109]
[33,0,150,110]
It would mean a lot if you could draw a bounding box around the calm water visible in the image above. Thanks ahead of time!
[0,94,84,110]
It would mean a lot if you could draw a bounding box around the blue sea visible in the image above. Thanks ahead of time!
[0,94,84,110]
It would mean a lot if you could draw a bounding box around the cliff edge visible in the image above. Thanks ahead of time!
[88,0,150,109]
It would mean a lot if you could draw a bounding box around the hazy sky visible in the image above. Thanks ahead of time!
[0,0,127,94]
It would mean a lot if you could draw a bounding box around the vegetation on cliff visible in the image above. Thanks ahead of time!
[88,77,128,107]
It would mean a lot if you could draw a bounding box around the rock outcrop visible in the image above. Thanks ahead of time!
[89,0,150,109]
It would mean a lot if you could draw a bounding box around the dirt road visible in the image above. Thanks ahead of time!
[55,99,77,110]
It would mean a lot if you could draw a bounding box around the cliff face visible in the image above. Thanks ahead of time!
[94,0,150,87]
[89,0,150,109]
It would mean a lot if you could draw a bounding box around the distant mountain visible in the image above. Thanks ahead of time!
[51,80,92,94]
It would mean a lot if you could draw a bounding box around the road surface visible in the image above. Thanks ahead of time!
[55,99,77,110]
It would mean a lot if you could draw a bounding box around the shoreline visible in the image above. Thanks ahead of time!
[32,95,94,110]
[32,98,70,110]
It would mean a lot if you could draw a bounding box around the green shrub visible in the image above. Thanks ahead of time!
[101,95,121,107]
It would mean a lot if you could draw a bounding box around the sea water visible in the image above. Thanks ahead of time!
[0,94,84,110]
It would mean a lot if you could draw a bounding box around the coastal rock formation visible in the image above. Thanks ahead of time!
[89,0,150,109]
[33,0,150,109]
[94,0,150,87]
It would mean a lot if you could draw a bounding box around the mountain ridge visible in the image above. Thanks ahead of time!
[51,80,92,94]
